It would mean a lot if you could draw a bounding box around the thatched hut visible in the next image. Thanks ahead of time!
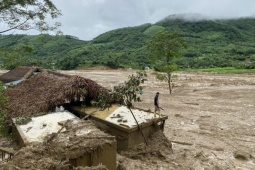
[4,70,107,127]
[0,66,40,85]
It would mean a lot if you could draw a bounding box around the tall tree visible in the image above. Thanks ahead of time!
[146,31,187,94]
[0,0,61,34]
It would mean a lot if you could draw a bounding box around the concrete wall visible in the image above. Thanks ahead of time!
[71,142,117,170]
[12,121,27,147]
[92,118,166,150]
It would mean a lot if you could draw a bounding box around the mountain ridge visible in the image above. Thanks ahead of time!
[1,14,255,70]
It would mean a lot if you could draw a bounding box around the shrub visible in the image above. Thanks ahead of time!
[0,82,8,135]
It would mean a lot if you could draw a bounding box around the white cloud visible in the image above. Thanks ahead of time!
[11,0,255,40]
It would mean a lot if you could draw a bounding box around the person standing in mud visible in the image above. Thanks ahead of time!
[154,92,160,117]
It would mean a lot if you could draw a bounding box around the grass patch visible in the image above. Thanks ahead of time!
[182,67,255,73]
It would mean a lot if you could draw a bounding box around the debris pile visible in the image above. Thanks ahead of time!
[3,120,116,170]
[117,130,173,170]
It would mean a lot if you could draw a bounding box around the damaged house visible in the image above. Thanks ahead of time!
[1,67,168,169]
[3,68,107,127]
[1,67,116,169]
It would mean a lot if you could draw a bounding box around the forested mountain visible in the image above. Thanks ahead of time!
[1,14,255,70]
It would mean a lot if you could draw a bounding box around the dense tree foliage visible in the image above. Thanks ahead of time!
[1,15,255,70]
[56,55,81,70]
[0,45,33,69]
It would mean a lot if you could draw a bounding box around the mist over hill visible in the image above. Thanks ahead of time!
[1,14,255,70]
[159,13,210,22]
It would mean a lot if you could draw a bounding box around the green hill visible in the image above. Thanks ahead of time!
[1,14,255,70]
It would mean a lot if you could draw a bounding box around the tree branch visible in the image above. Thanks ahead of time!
[0,18,29,33]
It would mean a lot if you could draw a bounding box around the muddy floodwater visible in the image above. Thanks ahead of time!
[61,69,255,169]
[1,69,255,169]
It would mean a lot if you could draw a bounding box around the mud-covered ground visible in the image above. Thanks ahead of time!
[1,69,255,169]
[60,69,255,169]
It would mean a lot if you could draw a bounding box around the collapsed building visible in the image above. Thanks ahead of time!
[0,66,168,169]
[8,118,116,170]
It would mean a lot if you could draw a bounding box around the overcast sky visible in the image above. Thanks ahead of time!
[26,0,255,40]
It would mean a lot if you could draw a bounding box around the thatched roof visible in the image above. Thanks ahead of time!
[0,66,40,83]
[4,70,107,126]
